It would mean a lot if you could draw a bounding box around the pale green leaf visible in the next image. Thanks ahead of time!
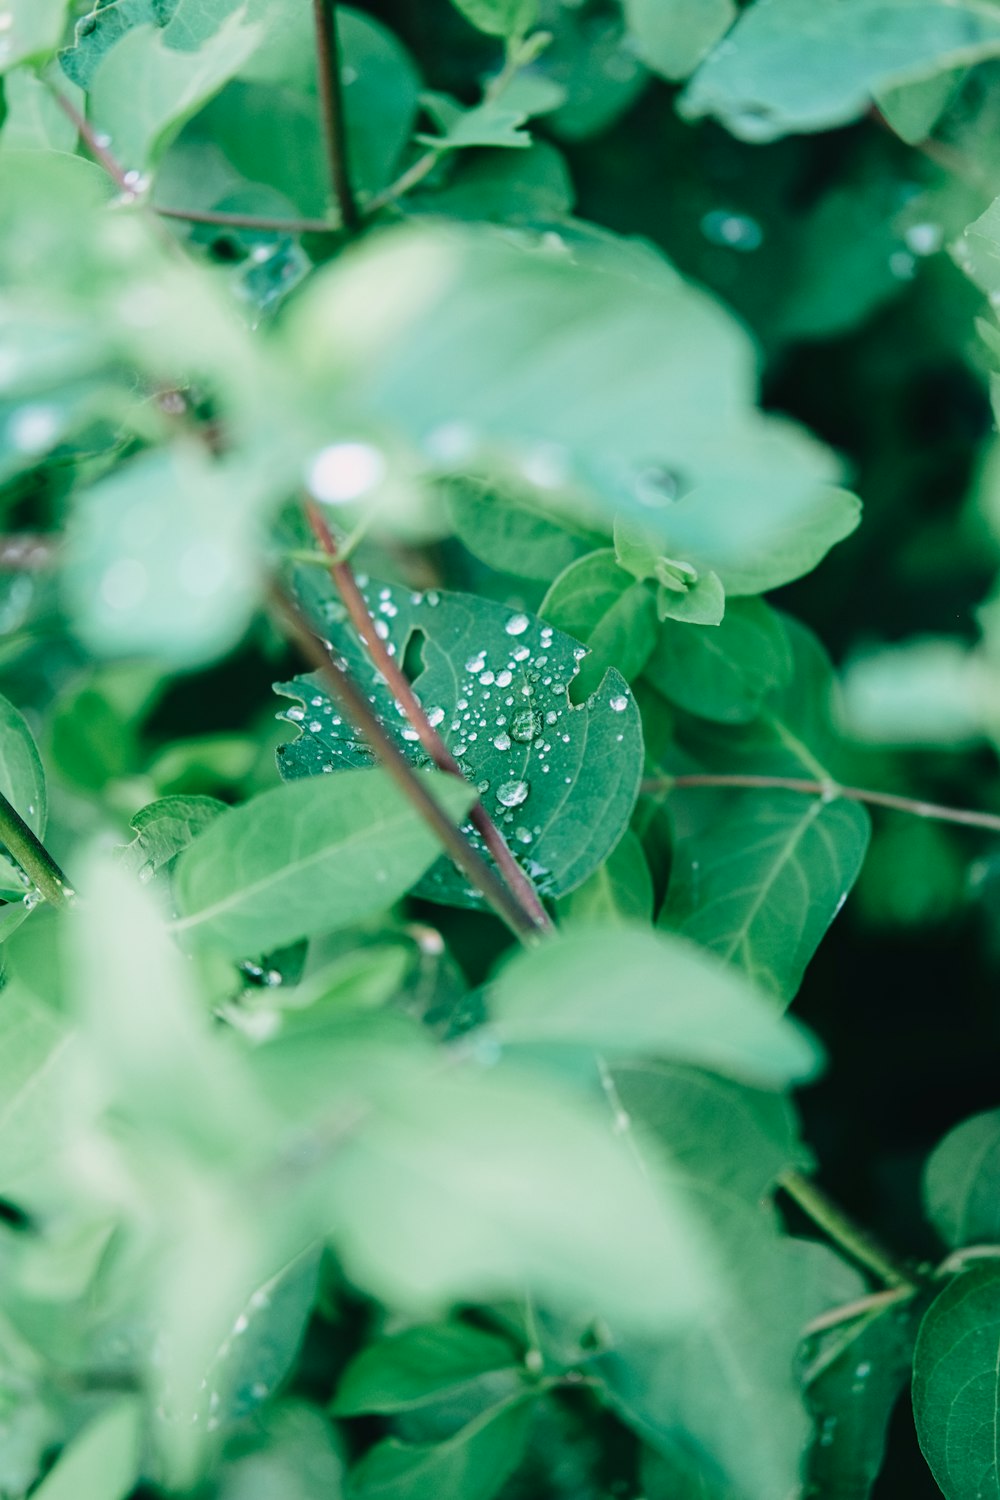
[875,66,966,143]
[32,1398,141,1500]
[489,924,820,1086]
[924,1109,1000,1248]
[913,1264,1000,1500]
[0,690,47,893]
[173,769,475,957]
[445,480,603,582]
[0,980,74,1200]
[276,575,642,906]
[656,570,725,626]
[0,0,71,73]
[216,1402,345,1500]
[540,549,657,696]
[0,67,81,150]
[333,1323,520,1415]
[88,7,262,170]
[839,638,989,748]
[681,0,1000,142]
[624,0,735,82]
[660,790,871,1005]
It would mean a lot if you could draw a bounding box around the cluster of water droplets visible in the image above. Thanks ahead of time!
[276,580,635,898]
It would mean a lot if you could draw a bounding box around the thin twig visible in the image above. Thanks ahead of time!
[0,791,74,908]
[156,205,339,236]
[645,773,1000,837]
[363,148,443,216]
[780,1169,920,1291]
[803,1285,914,1337]
[269,582,543,944]
[51,90,132,193]
[312,0,359,233]
[305,501,553,934]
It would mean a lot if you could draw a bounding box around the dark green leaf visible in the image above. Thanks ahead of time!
[924,1109,1000,1248]
[277,575,643,906]
[333,1323,520,1415]
[347,1392,533,1500]
[557,828,654,926]
[172,768,476,956]
[913,1263,1000,1500]
[643,598,793,725]
[445,479,603,581]
[540,550,657,696]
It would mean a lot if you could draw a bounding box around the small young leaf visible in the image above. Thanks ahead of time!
[119,794,226,879]
[448,0,537,41]
[913,1263,1000,1500]
[489,924,820,1086]
[656,569,725,627]
[333,1323,520,1415]
[923,1109,1000,1248]
[540,550,657,696]
[173,769,476,957]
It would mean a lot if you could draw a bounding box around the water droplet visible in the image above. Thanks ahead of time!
[610,693,629,712]
[477,779,490,793]
[855,1361,871,1378]
[511,709,542,742]
[505,613,529,636]
[426,706,445,727]
[493,731,512,751]
[307,441,386,504]
[7,404,59,454]
[889,249,916,280]
[904,221,943,257]
[465,652,487,672]
[479,670,495,685]
[515,827,532,843]
[497,779,529,808]
[495,669,513,687]
[286,705,305,721]
[701,209,764,252]
[635,464,683,507]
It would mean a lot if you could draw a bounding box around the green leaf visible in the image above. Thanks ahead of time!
[0,980,74,1201]
[173,768,476,957]
[660,790,871,1005]
[88,7,262,170]
[803,1295,922,1500]
[118,794,226,879]
[63,449,262,670]
[656,569,725,627]
[276,575,643,907]
[838,638,988,748]
[557,828,653,926]
[448,0,537,41]
[333,1323,520,1415]
[347,1392,533,1500]
[445,480,603,582]
[289,224,848,574]
[680,0,1000,142]
[643,598,793,725]
[624,0,735,82]
[0,67,81,151]
[923,1109,1000,1248]
[599,1199,864,1500]
[540,550,657,696]
[60,0,177,89]
[913,1263,1000,1500]
[410,139,573,226]
[489,924,820,1086]
[418,92,533,152]
[0,0,71,73]
[0,690,46,893]
[31,1398,141,1500]
[609,1060,812,1204]
[875,66,967,143]
[216,1402,345,1500]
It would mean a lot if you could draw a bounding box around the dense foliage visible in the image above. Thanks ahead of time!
[9,1,1000,1496]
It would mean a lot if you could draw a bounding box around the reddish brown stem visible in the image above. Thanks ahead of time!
[305,501,554,935]
[647,773,1000,836]
[270,582,541,942]
[156,205,338,236]
[312,0,359,233]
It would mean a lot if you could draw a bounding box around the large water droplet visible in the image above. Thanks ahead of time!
[511,708,542,742]
[497,779,529,808]
[426,706,445,727]
[505,613,529,636]
[493,731,511,751]
[610,693,629,712]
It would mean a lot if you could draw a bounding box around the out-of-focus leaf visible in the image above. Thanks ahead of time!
[333,1323,520,1415]
[118,794,226,879]
[347,1391,533,1500]
[489,924,820,1085]
[624,0,735,82]
[448,0,537,41]
[31,1397,141,1500]
[558,828,653,926]
[923,1108,1000,1247]
[0,0,72,74]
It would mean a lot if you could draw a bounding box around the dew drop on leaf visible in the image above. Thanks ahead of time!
[497,779,530,808]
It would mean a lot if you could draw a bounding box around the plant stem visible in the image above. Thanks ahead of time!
[0,792,74,908]
[645,772,1000,836]
[51,90,132,194]
[362,148,443,216]
[304,501,553,934]
[779,1169,920,1291]
[312,0,359,233]
[156,205,339,236]
[269,582,544,944]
